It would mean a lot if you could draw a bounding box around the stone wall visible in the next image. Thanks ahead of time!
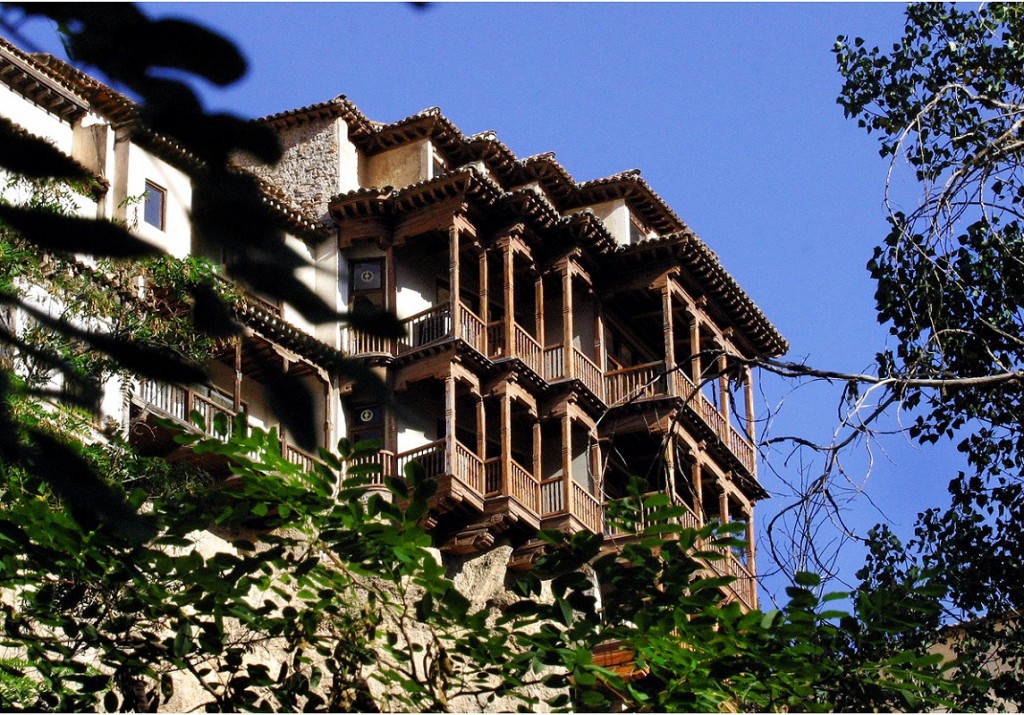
[238,117,342,220]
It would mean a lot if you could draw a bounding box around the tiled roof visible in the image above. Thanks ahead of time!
[1,41,328,244]
[620,233,788,357]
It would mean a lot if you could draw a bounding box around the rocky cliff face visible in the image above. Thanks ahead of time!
[161,535,564,713]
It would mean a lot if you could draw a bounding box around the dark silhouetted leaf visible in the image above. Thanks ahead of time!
[0,204,161,258]
[246,338,316,452]
[191,279,241,338]
[342,305,406,340]
[0,117,93,181]
[23,428,156,543]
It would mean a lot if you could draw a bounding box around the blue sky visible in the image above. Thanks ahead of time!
[15,2,963,599]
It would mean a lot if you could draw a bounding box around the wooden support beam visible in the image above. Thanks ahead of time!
[563,265,573,378]
[503,240,515,359]
[663,285,675,371]
[744,366,756,442]
[689,316,701,385]
[718,353,730,420]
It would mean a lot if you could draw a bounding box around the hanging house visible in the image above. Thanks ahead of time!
[1,37,787,611]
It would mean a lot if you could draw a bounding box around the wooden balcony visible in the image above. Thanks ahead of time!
[605,360,667,405]
[341,327,393,357]
[134,379,321,473]
[671,372,757,475]
[396,302,485,356]
[394,438,485,508]
[135,379,238,442]
[540,477,603,534]
[703,543,758,610]
[603,490,701,541]
[484,456,541,519]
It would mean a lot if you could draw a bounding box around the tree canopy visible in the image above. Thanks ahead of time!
[0,1,1022,711]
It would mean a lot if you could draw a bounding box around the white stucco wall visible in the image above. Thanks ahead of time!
[116,140,192,257]
[0,83,74,153]
[574,199,630,246]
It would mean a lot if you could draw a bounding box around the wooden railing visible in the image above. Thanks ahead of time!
[539,478,602,533]
[514,324,543,376]
[453,440,485,495]
[571,481,603,533]
[486,321,504,358]
[397,439,445,479]
[283,443,318,472]
[540,477,564,515]
[394,439,484,498]
[573,348,604,400]
[137,379,236,441]
[671,371,757,475]
[704,544,757,609]
[399,304,451,352]
[605,491,701,538]
[348,450,394,485]
[508,459,540,512]
[342,327,393,356]
[543,345,565,380]
[459,305,486,355]
[605,360,666,405]
[484,457,502,495]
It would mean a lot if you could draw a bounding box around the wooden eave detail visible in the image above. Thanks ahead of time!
[231,300,350,375]
[616,233,788,358]
[0,43,88,122]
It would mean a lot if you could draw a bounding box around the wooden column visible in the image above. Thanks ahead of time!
[323,378,332,450]
[444,373,456,474]
[718,480,730,524]
[664,438,677,500]
[562,265,573,378]
[663,287,675,393]
[691,457,704,524]
[478,251,489,354]
[689,316,701,386]
[233,340,242,413]
[385,243,396,353]
[502,242,515,356]
[562,413,572,514]
[594,295,605,373]
[745,505,756,573]
[532,418,542,479]
[500,392,512,495]
[449,225,460,338]
[718,353,730,419]
[744,366,756,441]
[535,275,544,353]
[476,394,486,459]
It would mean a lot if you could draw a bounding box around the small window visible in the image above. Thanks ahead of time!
[144,181,166,230]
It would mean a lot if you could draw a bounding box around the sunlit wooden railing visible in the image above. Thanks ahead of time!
[394,438,484,498]
[453,440,485,495]
[347,450,394,485]
[396,439,445,478]
[283,443,318,472]
[136,379,237,441]
[459,304,486,355]
[573,348,604,400]
[571,481,603,533]
[399,305,451,352]
[514,324,543,376]
[605,360,666,405]
[670,370,757,475]
[543,345,565,380]
[703,543,757,610]
[604,491,701,538]
[341,327,393,356]
[538,477,603,533]
[508,459,540,512]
